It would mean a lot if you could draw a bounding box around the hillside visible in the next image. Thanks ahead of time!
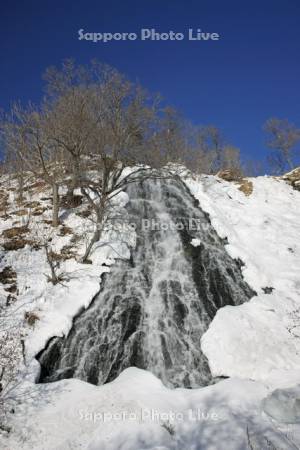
[0,169,300,449]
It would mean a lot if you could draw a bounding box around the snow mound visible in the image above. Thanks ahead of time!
[4,367,299,450]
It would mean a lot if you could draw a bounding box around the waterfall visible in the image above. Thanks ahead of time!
[38,177,255,388]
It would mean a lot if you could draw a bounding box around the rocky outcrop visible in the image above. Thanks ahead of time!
[217,169,242,182]
[217,169,253,196]
[282,167,300,191]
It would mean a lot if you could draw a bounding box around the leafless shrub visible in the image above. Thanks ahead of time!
[264,118,300,173]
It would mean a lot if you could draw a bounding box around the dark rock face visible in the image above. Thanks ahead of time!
[38,178,255,388]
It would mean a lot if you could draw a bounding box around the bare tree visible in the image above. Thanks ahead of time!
[0,110,27,203]
[0,311,25,433]
[186,125,242,175]
[42,60,158,201]
[4,150,26,203]
[197,125,225,173]
[46,92,95,205]
[150,107,189,166]
[1,104,66,226]
[77,68,170,262]
[264,118,300,172]
[221,145,243,175]
[243,159,264,177]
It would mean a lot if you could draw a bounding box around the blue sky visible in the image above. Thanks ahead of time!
[1,0,300,167]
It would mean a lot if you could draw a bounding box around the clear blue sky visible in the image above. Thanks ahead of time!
[1,0,300,167]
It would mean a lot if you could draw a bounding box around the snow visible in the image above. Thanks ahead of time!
[1,171,300,449]
[0,176,132,388]
[185,174,300,381]
[201,293,300,380]
[3,367,299,450]
[191,238,201,247]
[263,384,300,424]
[186,175,300,294]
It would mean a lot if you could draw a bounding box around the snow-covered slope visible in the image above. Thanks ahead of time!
[185,175,300,381]
[1,172,300,449]
[0,175,133,387]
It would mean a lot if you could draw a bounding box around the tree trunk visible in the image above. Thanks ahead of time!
[44,243,59,284]
[52,183,59,227]
[66,157,80,205]
[81,226,103,263]
[81,199,105,263]
[17,172,24,203]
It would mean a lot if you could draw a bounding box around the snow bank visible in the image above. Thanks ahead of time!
[4,367,299,450]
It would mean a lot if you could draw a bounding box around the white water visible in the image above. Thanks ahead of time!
[38,178,254,387]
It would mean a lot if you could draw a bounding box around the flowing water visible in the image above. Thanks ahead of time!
[38,177,255,388]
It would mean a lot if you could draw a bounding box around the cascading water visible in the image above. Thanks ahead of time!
[38,177,255,388]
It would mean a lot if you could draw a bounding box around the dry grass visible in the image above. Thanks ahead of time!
[0,266,17,285]
[32,207,49,216]
[237,179,253,196]
[58,225,74,236]
[60,244,77,260]
[76,208,92,218]
[60,194,83,208]
[1,227,40,251]
[26,180,48,193]
[23,201,41,209]
[217,169,243,182]
[2,239,37,251]
[11,209,28,216]
[2,225,29,239]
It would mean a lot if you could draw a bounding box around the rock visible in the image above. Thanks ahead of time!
[24,311,40,326]
[262,286,274,294]
[217,170,253,196]
[282,167,300,191]
[217,169,242,182]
